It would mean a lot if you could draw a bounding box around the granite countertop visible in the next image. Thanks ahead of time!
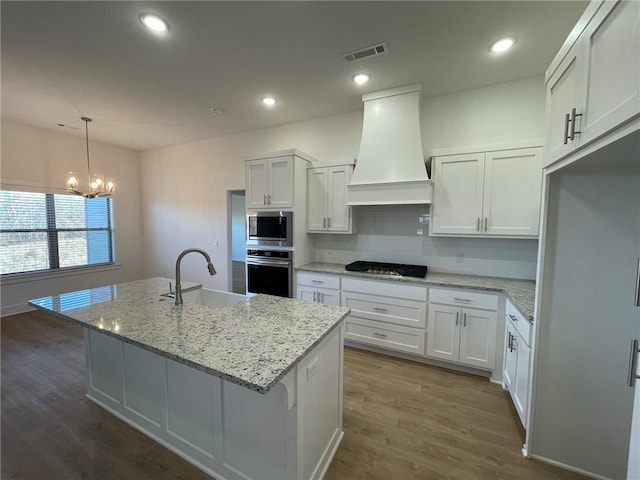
[28,277,350,394]
[296,262,535,322]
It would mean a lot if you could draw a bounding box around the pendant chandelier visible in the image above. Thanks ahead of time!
[66,116,115,199]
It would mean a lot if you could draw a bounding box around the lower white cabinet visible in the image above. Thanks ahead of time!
[426,288,498,370]
[341,277,427,356]
[297,272,341,306]
[503,299,532,427]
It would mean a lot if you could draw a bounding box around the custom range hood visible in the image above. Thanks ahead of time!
[347,84,432,205]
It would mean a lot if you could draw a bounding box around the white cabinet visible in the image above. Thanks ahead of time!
[307,164,353,233]
[341,277,427,355]
[431,146,543,237]
[544,0,640,167]
[297,272,340,306]
[426,288,498,370]
[503,299,532,427]
[246,156,293,209]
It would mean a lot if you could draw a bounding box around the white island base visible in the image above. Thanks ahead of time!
[83,324,344,480]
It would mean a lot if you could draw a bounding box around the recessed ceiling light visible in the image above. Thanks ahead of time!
[352,73,371,84]
[140,14,169,33]
[489,37,517,53]
[261,97,277,106]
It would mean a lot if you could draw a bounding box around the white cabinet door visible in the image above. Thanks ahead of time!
[580,0,640,147]
[504,323,517,391]
[432,153,484,235]
[316,288,340,306]
[326,165,352,232]
[426,303,460,362]
[482,148,543,236]
[544,45,584,167]
[297,286,317,303]
[245,159,269,209]
[267,157,293,209]
[458,308,497,370]
[307,168,327,231]
[513,333,531,423]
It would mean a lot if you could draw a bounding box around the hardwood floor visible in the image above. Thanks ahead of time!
[2,311,586,480]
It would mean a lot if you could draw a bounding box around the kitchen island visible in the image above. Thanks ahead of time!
[29,278,350,480]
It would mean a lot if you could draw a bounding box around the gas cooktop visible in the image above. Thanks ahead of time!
[345,261,428,279]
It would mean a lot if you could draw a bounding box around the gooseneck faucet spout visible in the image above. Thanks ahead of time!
[174,248,217,305]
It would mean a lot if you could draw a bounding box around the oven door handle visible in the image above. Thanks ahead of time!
[246,258,291,267]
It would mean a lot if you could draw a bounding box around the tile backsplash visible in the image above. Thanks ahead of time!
[311,204,538,280]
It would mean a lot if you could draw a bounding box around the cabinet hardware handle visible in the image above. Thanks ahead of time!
[511,335,517,353]
[484,218,488,232]
[311,280,323,284]
[635,257,640,307]
[313,291,317,302]
[455,311,459,326]
[454,297,471,302]
[476,217,480,231]
[563,112,571,144]
[508,314,518,322]
[569,107,582,140]
[263,195,267,205]
[628,339,640,388]
[323,218,326,228]
[373,332,387,338]
[327,217,331,228]
[373,307,388,312]
[508,332,513,351]
[463,312,467,327]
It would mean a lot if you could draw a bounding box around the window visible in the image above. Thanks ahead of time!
[0,190,114,275]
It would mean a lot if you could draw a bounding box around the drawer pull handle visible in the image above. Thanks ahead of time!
[455,311,459,326]
[454,297,471,302]
[463,312,467,327]
[373,307,388,312]
[311,280,324,284]
[373,332,387,338]
[508,314,518,322]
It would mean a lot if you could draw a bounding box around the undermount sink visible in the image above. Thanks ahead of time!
[162,288,249,307]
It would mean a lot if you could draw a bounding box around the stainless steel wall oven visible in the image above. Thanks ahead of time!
[246,249,292,298]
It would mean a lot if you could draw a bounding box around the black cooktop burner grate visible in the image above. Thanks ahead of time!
[345,261,428,278]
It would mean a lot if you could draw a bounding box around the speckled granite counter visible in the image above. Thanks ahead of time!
[296,262,535,321]
[29,277,350,393]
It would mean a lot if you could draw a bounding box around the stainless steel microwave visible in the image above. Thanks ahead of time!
[246,211,293,247]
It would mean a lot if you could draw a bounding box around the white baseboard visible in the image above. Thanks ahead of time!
[1,303,34,318]
[529,454,612,480]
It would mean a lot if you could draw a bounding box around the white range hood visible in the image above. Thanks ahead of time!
[347,84,432,205]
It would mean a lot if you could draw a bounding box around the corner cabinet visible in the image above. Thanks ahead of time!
[426,288,498,370]
[307,164,354,233]
[430,144,543,237]
[544,0,640,167]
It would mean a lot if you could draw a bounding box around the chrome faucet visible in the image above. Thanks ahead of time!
[174,248,217,305]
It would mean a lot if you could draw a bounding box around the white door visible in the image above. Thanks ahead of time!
[580,0,640,148]
[544,44,584,167]
[326,165,351,232]
[307,167,327,231]
[245,159,268,209]
[426,304,460,362]
[513,334,531,422]
[458,308,497,369]
[431,153,485,235]
[267,157,293,208]
[482,148,543,236]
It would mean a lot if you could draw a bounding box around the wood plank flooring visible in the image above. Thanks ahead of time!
[2,311,586,480]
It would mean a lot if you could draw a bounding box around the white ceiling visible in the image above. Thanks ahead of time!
[1,1,588,152]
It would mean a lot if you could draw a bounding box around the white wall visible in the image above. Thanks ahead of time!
[0,120,144,315]
[141,75,546,287]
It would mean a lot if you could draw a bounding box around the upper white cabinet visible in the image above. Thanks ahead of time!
[431,144,543,237]
[245,156,293,210]
[307,164,354,233]
[544,0,640,167]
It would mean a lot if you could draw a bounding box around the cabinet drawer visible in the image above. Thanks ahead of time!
[297,272,340,290]
[429,288,498,311]
[341,291,426,328]
[506,299,531,346]
[345,317,425,355]
[341,277,427,301]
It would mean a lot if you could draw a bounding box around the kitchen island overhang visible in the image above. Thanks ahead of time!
[29,277,350,480]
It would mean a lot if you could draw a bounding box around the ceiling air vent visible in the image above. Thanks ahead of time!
[343,42,388,63]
